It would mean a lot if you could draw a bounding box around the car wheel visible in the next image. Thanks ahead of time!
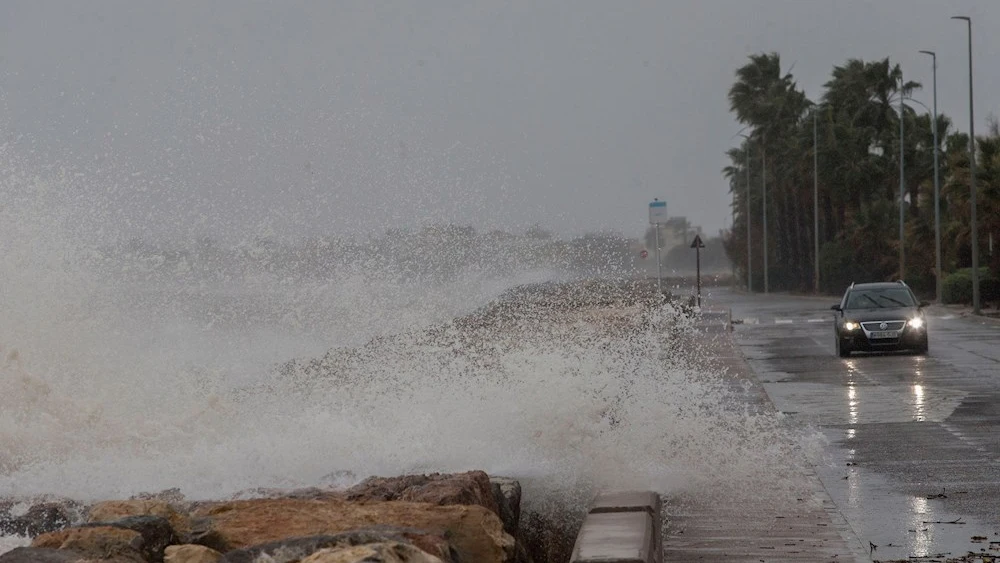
[914,336,929,355]
[837,338,851,358]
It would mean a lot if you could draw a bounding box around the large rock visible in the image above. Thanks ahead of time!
[300,543,442,563]
[190,498,514,563]
[345,471,499,516]
[0,548,86,563]
[31,525,145,563]
[163,545,222,563]
[82,516,179,562]
[87,501,191,540]
[488,478,521,537]
[220,531,456,563]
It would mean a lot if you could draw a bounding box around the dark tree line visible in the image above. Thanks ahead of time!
[723,53,1000,297]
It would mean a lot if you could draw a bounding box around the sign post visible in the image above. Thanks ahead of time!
[649,199,667,294]
[691,234,705,307]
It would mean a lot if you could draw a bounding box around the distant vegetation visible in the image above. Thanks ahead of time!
[100,223,730,284]
[723,53,1000,303]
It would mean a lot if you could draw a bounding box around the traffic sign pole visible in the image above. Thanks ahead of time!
[649,199,667,296]
[655,227,662,294]
[691,234,705,307]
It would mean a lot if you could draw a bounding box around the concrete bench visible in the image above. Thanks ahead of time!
[571,490,662,563]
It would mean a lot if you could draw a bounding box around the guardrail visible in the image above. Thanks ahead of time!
[570,490,662,563]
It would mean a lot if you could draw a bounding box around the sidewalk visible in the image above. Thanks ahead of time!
[928,303,1000,325]
[662,326,869,562]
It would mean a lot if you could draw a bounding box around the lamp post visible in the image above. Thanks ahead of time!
[734,132,753,292]
[899,71,906,282]
[813,109,820,293]
[762,141,768,294]
[952,15,980,315]
[746,144,752,292]
[919,50,942,303]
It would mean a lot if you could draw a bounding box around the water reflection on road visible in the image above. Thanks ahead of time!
[717,288,1000,561]
[912,382,925,422]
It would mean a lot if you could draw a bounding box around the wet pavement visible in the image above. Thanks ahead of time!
[706,288,1000,562]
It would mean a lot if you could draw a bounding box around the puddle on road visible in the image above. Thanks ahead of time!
[764,381,967,425]
[816,435,997,562]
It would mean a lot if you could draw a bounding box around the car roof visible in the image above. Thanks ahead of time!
[848,282,908,290]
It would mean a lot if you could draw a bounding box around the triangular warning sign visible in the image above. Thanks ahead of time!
[690,234,705,249]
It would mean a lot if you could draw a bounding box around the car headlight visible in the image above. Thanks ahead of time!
[908,317,924,329]
[843,321,859,331]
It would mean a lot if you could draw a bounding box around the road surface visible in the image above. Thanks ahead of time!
[684,288,1000,562]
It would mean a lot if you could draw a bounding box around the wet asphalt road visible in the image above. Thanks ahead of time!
[708,287,1000,561]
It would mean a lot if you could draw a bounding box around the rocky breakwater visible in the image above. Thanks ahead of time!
[0,471,541,563]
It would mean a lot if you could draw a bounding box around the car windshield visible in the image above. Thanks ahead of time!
[845,288,916,309]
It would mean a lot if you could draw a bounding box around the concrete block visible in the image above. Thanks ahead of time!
[571,490,662,563]
[571,512,653,563]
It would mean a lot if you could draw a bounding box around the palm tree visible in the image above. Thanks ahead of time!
[723,54,976,295]
[728,53,812,290]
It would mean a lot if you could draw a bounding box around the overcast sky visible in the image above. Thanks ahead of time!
[1,1,997,242]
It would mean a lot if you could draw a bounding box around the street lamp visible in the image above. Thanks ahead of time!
[733,131,753,292]
[813,109,820,293]
[952,15,980,315]
[899,71,906,281]
[918,50,942,303]
[762,139,768,294]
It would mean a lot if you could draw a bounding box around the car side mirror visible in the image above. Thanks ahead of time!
[831,304,841,311]
[919,301,930,308]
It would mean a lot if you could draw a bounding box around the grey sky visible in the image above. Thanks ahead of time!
[1,1,997,242]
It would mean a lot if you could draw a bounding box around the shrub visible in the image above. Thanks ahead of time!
[942,267,1000,305]
[942,270,972,304]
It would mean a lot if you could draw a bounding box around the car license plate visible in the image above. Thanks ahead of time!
[870,330,899,339]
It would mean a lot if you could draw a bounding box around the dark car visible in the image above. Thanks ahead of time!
[831,281,929,357]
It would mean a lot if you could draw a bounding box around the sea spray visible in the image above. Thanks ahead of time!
[1,148,820,556]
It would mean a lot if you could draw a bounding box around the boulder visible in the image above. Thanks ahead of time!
[183,518,228,554]
[488,478,521,537]
[82,516,179,562]
[87,502,191,539]
[0,548,84,563]
[345,471,499,515]
[299,543,442,563]
[163,545,222,563]
[220,531,456,563]
[190,498,514,563]
[31,525,145,563]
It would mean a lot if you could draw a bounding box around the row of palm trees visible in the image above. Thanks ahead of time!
[722,52,999,296]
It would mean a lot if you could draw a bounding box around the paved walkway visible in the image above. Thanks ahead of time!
[662,318,869,562]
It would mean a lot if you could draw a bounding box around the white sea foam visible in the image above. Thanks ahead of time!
[0,145,818,523]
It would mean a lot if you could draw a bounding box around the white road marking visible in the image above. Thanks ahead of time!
[775,319,793,324]
[807,318,827,323]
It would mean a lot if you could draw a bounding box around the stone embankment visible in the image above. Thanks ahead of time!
[2,472,665,563]
[0,471,542,563]
[3,470,656,563]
